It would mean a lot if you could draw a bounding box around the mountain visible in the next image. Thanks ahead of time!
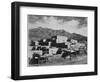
[28,27,87,41]
[71,33,87,41]
[28,27,72,41]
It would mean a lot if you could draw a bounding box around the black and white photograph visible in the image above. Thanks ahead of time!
[11,2,97,80]
[27,15,88,66]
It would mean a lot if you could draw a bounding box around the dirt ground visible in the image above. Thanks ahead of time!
[29,54,87,66]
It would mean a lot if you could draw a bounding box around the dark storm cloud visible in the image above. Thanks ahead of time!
[28,15,87,28]
[28,15,43,24]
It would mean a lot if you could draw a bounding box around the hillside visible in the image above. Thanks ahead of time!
[28,27,87,41]
[71,33,87,42]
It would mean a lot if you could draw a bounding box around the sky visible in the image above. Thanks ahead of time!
[28,15,87,36]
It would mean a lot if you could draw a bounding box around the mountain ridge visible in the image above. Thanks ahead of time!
[28,27,87,41]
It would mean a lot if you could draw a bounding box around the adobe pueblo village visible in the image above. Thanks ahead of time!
[27,15,87,66]
[28,27,87,66]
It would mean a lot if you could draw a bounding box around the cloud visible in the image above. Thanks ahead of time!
[28,15,87,36]
[76,27,87,36]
